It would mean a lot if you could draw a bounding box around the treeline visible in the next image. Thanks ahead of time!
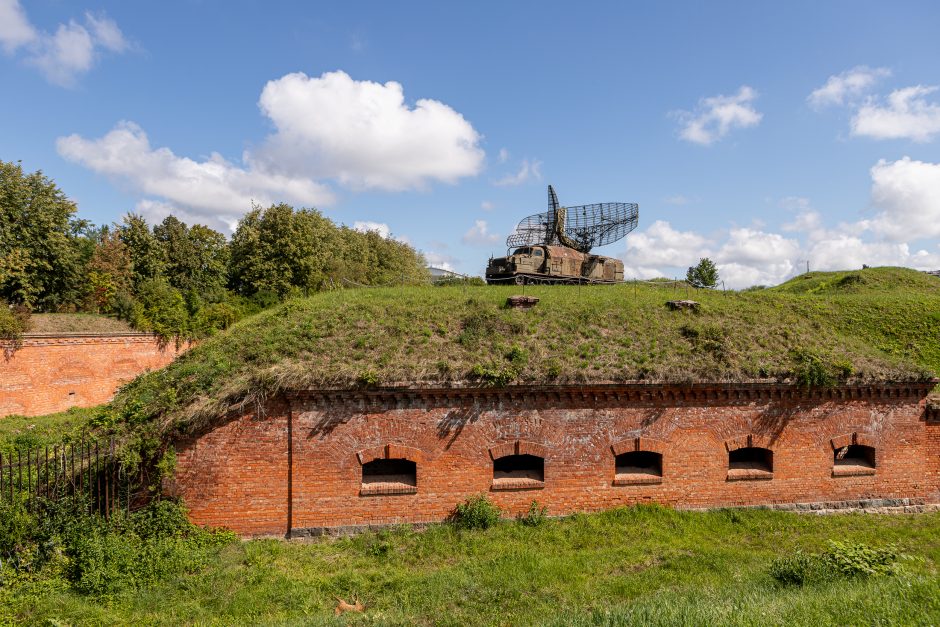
[0,160,428,339]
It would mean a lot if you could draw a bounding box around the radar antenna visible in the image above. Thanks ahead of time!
[505,185,639,253]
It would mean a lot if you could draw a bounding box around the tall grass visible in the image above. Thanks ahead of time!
[7,505,940,625]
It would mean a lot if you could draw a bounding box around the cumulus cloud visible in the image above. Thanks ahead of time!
[424,250,458,272]
[254,70,484,190]
[618,158,940,289]
[494,158,542,186]
[714,228,800,287]
[481,200,494,211]
[675,86,762,145]
[851,85,940,142]
[58,71,485,229]
[497,148,510,163]
[57,121,334,232]
[867,157,940,240]
[0,0,35,52]
[620,220,711,278]
[808,66,890,108]
[0,1,129,86]
[462,220,501,246]
[353,221,391,239]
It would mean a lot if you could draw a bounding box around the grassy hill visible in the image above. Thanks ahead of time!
[771,266,940,295]
[103,266,940,436]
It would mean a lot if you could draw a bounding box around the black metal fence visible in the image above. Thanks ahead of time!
[0,438,134,517]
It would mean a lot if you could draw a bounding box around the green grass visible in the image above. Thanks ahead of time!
[0,406,99,454]
[7,505,940,625]
[105,266,940,435]
[27,314,135,334]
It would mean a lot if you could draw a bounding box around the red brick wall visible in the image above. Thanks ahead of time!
[172,383,938,537]
[0,334,183,417]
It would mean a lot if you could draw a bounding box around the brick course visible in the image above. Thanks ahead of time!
[0,334,183,417]
[171,382,940,537]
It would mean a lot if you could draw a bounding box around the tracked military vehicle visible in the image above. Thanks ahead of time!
[485,185,639,285]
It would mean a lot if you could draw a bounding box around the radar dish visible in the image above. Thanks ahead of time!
[505,185,639,253]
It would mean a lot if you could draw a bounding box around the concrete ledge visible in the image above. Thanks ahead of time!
[288,499,940,538]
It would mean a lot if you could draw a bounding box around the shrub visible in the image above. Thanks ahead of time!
[517,500,548,527]
[770,541,899,586]
[768,550,823,586]
[792,350,835,387]
[820,540,898,577]
[450,494,501,530]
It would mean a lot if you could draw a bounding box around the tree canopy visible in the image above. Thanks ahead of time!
[687,257,720,289]
[0,160,430,339]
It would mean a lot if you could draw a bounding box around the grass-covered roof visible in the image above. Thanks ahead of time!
[108,266,940,434]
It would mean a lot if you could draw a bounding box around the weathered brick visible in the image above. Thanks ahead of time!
[170,382,940,537]
[0,334,184,417]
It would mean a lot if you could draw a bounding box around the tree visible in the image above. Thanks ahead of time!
[229,203,339,298]
[153,216,229,299]
[85,226,133,312]
[119,214,166,289]
[0,160,88,310]
[686,257,719,289]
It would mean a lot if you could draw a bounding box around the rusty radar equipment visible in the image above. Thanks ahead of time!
[486,186,639,285]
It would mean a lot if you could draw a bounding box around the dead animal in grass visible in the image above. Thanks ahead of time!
[334,596,364,615]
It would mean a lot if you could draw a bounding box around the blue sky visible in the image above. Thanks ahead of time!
[2,1,940,286]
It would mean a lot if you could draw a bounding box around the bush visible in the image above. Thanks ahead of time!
[770,541,900,586]
[820,540,898,578]
[0,497,236,596]
[768,550,823,586]
[517,500,548,527]
[450,494,501,530]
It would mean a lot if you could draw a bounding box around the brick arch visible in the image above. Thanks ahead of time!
[356,443,424,465]
[610,436,667,457]
[723,434,773,453]
[830,432,876,451]
[488,439,549,461]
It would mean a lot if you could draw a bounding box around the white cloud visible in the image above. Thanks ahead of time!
[675,86,762,145]
[481,200,494,211]
[867,157,940,240]
[620,220,711,278]
[0,0,36,52]
[0,2,129,86]
[59,71,486,229]
[497,148,510,163]
[714,228,800,287]
[424,251,458,272]
[254,70,484,190]
[808,66,890,108]
[353,221,391,239]
[57,121,334,232]
[618,161,940,289]
[494,158,542,186]
[462,219,501,246]
[851,85,940,142]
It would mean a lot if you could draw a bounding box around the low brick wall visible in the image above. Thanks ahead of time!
[172,382,940,537]
[0,333,184,417]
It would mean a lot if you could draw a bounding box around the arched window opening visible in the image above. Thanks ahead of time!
[614,451,663,485]
[727,447,773,481]
[360,458,417,496]
[492,454,544,490]
[833,444,876,477]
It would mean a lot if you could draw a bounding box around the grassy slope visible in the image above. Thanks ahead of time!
[27,314,134,334]
[0,406,98,453]
[109,266,940,434]
[9,506,940,625]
